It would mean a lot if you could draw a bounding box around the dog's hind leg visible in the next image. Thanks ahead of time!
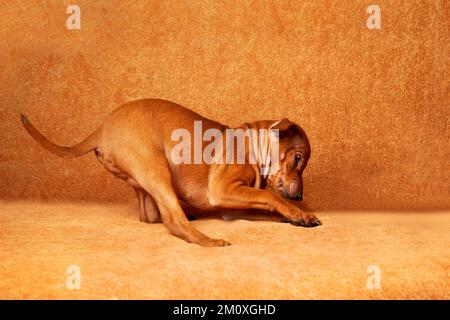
[130,154,230,247]
[144,192,162,223]
[134,187,161,223]
[134,188,148,223]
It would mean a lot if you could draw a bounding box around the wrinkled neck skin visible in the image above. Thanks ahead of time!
[212,120,281,189]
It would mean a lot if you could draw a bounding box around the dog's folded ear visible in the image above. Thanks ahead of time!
[270,118,293,131]
[270,118,301,138]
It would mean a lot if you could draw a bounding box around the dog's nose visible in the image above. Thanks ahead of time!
[288,182,299,196]
[288,182,302,200]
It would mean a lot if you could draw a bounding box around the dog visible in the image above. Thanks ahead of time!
[21,99,320,246]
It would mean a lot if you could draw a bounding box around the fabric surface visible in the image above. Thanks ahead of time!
[0,201,448,299]
[0,1,449,210]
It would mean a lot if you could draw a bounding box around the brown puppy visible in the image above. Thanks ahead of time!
[21,99,320,246]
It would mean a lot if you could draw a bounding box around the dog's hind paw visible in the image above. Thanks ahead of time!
[197,238,231,247]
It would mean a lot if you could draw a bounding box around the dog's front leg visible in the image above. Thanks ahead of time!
[211,186,320,227]
[208,166,320,227]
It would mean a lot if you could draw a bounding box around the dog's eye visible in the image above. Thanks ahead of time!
[294,154,302,165]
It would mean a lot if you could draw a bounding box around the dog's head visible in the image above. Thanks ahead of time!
[265,118,310,201]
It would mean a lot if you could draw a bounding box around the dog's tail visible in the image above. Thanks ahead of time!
[20,113,100,159]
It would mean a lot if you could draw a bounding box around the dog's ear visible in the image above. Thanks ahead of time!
[270,118,300,137]
[270,118,293,131]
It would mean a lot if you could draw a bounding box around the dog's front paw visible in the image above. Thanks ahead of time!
[289,212,321,228]
[309,217,322,227]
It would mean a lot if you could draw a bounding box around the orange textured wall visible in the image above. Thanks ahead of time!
[0,1,448,210]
